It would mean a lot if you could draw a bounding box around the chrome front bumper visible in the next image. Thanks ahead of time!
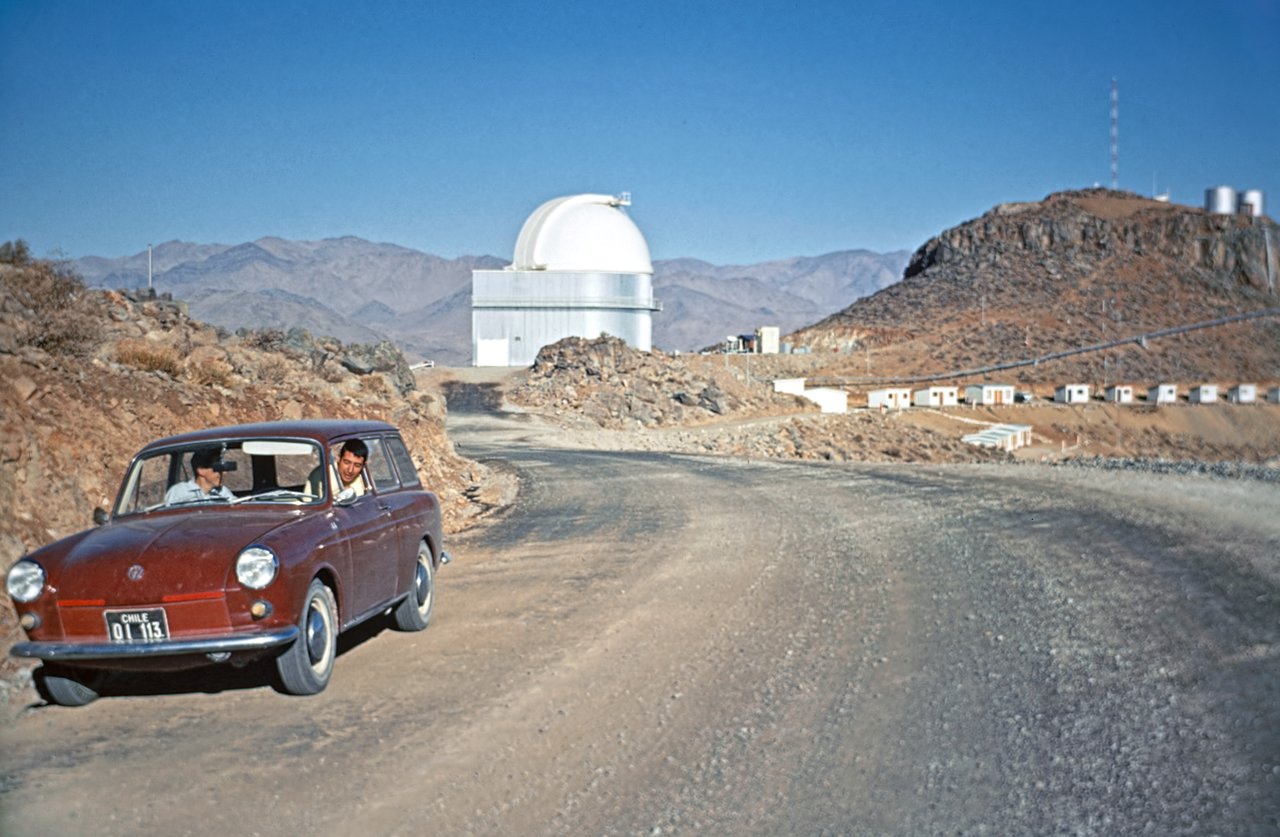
[10,626,300,661]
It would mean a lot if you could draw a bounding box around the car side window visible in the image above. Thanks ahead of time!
[364,438,400,493]
[386,437,421,488]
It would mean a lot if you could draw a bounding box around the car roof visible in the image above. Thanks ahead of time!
[139,420,399,452]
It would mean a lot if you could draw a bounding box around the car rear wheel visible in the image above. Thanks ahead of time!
[36,666,103,707]
[276,579,337,695]
[392,541,434,632]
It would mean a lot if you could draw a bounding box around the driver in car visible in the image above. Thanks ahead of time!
[165,448,234,504]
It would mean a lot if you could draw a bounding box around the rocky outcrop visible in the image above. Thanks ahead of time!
[509,335,810,429]
[790,189,1280,384]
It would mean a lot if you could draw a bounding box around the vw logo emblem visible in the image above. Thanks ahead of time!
[127,565,145,581]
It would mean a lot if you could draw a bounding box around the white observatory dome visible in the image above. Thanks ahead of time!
[511,193,652,275]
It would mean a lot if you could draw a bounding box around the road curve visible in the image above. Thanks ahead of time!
[1,403,1277,835]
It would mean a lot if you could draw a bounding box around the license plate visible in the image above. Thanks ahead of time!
[104,608,170,643]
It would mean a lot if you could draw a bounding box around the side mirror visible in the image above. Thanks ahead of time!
[92,507,109,526]
[334,487,358,506]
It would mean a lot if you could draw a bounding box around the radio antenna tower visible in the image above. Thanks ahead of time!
[1110,78,1119,190]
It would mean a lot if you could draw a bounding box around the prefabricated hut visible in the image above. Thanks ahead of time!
[1148,383,1177,404]
[867,388,912,410]
[1104,385,1134,404]
[1190,384,1218,404]
[912,386,959,407]
[964,383,1015,406]
[1269,386,1280,404]
[1054,384,1090,404]
[1228,384,1257,403]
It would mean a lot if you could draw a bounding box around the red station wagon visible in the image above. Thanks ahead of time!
[5,420,448,706]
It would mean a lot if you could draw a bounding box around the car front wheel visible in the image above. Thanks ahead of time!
[392,541,435,632]
[276,579,337,695]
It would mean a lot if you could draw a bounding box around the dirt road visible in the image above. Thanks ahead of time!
[2,397,1278,835]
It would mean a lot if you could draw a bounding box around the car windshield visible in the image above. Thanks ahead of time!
[114,438,326,516]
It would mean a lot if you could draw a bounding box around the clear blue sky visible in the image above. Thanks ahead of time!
[2,0,1277,265]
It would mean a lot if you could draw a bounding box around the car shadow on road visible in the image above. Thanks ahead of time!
[27,615,397,706]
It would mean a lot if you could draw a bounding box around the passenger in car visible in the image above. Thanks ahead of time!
[307,439,369,498]
[165,448,235,504]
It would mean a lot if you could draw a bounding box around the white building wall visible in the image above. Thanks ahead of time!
[472,269,657,366]
[1190,384,1219,404]
[913,387,958,407]
[965,384,1014,406]
[802,388,848,414]
[1228,384,1257,403]
[773,378,806,396]
[1105,385,1134,403]
[1149,384,1177,404]
[1055,384,1090,403]
[868,388,912,409]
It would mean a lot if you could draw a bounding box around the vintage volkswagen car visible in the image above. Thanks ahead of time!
[6,419,447,706]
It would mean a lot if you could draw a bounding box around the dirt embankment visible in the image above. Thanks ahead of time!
[0,257,505,706]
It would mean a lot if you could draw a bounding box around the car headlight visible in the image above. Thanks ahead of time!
[235,546,278,590]
[6,560,46,603]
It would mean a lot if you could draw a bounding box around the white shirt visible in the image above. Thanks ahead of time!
[164,480,233,505]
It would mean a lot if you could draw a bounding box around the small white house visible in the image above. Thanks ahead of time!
[912,386,960,407]
[1269,386,1280,404]
[803,387,848,414]
[964,383,1015,406]
[1228,384,1257,403]
[773,378,806,396]
[1055,384,1091,404]
[1104,385,1134,404]
[1148,383,1177,404]
[1190,384,1218,404]
[867,388,912,410]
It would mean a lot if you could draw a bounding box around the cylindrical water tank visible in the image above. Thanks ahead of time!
[1205,185,1237,214]
[1239,189,1265,217]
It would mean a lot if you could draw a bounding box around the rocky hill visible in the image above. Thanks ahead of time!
[0,249,505,703]
[789,189,1280,386]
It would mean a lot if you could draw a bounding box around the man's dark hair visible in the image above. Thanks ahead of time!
[340,439,368,460]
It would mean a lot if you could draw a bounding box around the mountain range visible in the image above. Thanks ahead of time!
[73,239,909,365]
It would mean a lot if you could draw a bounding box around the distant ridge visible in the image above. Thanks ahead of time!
[75,239,910,363]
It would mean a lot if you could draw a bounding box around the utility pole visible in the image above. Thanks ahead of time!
[1110,78,1119,190]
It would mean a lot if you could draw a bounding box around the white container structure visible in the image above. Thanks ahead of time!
[912,386,959,407]
[1205,186,1238,215]
[802,387,848,414]
[1228,384,1257,403]
[962,424,1034,452]
[1054,384,1091,404]
[867,388,912,410]
[773,378,806,396]
[964,383,1015,406]
[1148,384,1177,404]
[1238,190,1265,217]
[472,193,661,366]
[1190,384,1219,404]
[1104,385,1134,404]
[756,326,780,355]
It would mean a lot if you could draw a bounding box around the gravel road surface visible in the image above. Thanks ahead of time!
[2,399,1277,835]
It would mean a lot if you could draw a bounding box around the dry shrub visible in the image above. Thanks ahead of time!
[0,244,103,356]
[359,373,390,396]
[115,339,183,377]
[257,355,290,384]
[185,357,235,388]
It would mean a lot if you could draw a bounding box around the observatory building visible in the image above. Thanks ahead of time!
[471,193,661,367]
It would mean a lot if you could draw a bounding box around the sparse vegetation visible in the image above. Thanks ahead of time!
[184,357,235,388]
[114,339,183,377]
[0,239,103,356]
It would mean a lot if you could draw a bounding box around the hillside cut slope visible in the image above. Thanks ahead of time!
[790,189,1280,385]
